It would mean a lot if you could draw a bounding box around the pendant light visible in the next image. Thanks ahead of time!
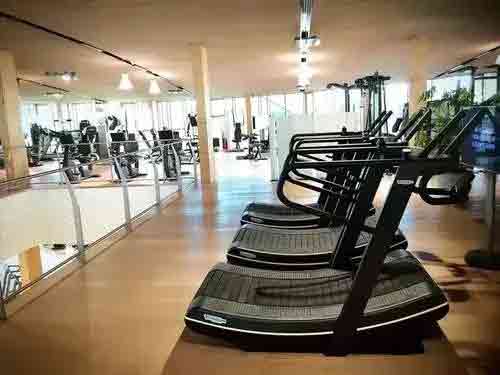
[149,79,161,95]
[118,73,134,90]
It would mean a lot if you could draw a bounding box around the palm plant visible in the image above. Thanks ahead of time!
[414,86,474,147]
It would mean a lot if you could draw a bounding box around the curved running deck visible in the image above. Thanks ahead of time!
[227,223,408,268]
[185,250,448,337]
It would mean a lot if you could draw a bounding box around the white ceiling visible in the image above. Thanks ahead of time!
[1,0,499,101]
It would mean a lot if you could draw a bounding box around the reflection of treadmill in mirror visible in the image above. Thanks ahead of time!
[109,132,146,179]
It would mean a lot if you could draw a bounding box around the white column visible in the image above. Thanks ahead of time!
[151,100,159,130]
[409,74,427,115]
[245,96,253,134]
[190,44,215,184]
[408,37,429,114]
[0,50,29,179]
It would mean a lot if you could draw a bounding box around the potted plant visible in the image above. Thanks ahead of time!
[414,86,474,147]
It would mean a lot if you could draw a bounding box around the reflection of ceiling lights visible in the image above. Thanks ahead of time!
[44,92,64,100]
[118,73,134,91]
[149,79,161,95]
[46,71,79,81]
[496,55,500,65]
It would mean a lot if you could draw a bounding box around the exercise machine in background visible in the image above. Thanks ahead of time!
[355,72,391,134]
[158,129,191,180]
[59,131,99,183]
[109,132,146,180]
[229,122,243,152]
[236,132,268,161]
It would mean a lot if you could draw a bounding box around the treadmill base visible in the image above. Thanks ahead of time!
[465,249,500,270]
[185,311,447,355]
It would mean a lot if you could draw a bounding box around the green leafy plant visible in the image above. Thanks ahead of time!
[414,86,474,147]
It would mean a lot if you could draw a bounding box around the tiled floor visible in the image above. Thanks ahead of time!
[0,153,499,374]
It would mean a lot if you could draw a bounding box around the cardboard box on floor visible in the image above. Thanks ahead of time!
[163,325,467,375]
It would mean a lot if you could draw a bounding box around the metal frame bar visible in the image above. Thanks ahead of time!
[60,171,85,253]
[0,293,6,320]
[170,143,183,192]
[327,164,420,355]
[152,161,161,206]
[113,157,132,231]
[484,171,497,255]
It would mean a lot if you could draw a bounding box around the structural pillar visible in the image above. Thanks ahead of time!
[190,45,215,184]
[245,96,253,135]
[150,100,159,130]
[55,101,64,130]
[0,50,29,179]
[19,246,43,284]
[408,37,429,115]
[409,73,427,115]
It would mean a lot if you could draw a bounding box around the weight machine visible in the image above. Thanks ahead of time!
[355,72,391,134]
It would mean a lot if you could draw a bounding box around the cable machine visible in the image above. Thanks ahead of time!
[355,72,390,134]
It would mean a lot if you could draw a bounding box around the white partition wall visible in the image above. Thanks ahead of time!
[270,111,362,180]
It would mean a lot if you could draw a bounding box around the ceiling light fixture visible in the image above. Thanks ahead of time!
[45,92,64,100]
[46,71,79,81]
[294,0,319,91]
[0,11,189,95]
[17,77,105,102]
[149,79,161,95]
[168,88,183,95]
[118,73,134,91]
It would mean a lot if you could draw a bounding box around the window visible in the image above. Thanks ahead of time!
[428,75,473,100]
[268,94,286,118]
[306,93,314,114]
[285,93,304,115]
[349,89,361,112]
[313,90,334,114]
[211,99,226,117]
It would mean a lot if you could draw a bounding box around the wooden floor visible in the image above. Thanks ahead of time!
[0,155,499,375]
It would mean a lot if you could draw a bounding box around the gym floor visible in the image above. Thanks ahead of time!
[0,153,499,375]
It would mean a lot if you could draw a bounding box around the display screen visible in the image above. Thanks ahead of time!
[462,107,500,173]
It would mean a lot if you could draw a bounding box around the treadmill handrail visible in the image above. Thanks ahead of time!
[418,109,469,158]
[290,111,393,151]
[393,108,428,142]
[288,111,388,150]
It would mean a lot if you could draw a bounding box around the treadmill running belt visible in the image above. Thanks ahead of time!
[233,225,371,254]
[185,250,448,335]
[245,202,319,216]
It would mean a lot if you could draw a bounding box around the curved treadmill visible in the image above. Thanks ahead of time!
[186,250,448,336]
[186,147,457,352]
[228,109,483,270]
[241,109,427,228]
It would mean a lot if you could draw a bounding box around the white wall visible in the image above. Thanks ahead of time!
[0,185,178,260]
